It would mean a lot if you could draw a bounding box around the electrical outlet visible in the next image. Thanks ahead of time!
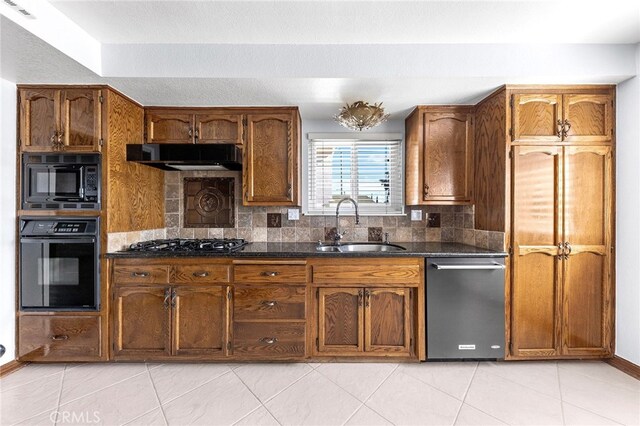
[287,209,300,220]
[411,209,423,221]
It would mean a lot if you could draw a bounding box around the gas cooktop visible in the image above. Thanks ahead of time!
[126,238,249,253]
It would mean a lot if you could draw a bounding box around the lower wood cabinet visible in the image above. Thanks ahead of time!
[18,314,103,361]
[317,287,412,356]
[109,257,424,361]
[112,285,230,360]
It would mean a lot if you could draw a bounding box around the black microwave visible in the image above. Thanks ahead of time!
[22,153,101,210]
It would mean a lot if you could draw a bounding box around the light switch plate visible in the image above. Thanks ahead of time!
[288,209,300,220]
[411,209,423,221]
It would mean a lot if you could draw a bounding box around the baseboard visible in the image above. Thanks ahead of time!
[606,355,640,380]
[0,360,28,378]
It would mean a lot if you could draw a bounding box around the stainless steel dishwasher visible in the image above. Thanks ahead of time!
[426,257,506,360]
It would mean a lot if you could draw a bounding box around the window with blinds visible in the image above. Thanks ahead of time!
[307,135,404,215]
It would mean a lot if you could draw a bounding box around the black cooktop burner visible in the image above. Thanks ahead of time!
[127,238,249,253]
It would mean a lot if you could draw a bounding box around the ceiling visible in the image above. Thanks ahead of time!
[2,1,639,120]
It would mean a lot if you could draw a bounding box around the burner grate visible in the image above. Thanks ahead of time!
[127,238,249,253]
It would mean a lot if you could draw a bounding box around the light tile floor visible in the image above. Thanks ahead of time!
[1,361,639,426]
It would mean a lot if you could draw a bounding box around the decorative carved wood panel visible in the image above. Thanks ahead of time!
[60,88,101,151]
[172,286,228,356]
[195,113,243,144]
[183,177,235,228]
[512,94,562,143]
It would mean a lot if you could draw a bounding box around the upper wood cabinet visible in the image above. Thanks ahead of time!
[405,106,474,205]
[511,92,613,144]
[145,110,244,145]
[510,144,613,359]
[243,110,300,206]
[19,87,102,152]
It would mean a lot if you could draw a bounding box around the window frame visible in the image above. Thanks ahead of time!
[303,132,405,216]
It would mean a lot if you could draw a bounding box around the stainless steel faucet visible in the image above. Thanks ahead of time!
[334,197,360,244]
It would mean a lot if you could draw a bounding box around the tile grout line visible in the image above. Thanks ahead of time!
[53,365,66,426]
[230,368,283,426]
[253,365,315,405]
[557,362,567,425]
[558,360,640,393]
[475,362,568,402]
[451,361,479,425]
[356,364,400,426]
[5,368,67,426]
[57,367,150,408]
[151,365,233,406]
[454,363,509,426]
[144,363,169,426]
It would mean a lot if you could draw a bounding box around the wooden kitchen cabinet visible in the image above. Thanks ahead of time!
[243,110,300,206]
[510,144,613,358]
[311,258,422,359]
[113,286,171,358]
[405,106,474,205]
[511,92,613,144]
[145,110,244,145]
[19,87,102,152]
[111,258,232,360]
[317,287,412,356]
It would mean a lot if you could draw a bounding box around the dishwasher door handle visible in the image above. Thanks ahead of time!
[431,262,505,270]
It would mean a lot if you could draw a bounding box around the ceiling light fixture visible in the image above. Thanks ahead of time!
[334,101,390,131]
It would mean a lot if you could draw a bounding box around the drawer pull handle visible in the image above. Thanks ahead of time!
[51,335,69,341]
[192,271,209,277]
[261,300,278,307]
[131,271,150,277]
[261,271,279,277]
[259,337,278,344]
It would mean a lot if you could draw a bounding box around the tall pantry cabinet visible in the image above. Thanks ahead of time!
[473,85,615,360]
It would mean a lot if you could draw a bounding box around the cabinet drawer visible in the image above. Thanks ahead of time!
[18,315,102,361]
[234,286,305,320]
[233,322,305,357]
[172,264,231,284]
[311,260,421,285]
[113,265,169,284]
[234,264,307,284]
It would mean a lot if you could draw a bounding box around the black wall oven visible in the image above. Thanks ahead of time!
[22,153,101,210]
[20,218,100,311]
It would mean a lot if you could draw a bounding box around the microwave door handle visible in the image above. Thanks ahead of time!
[78,167,84,199]
[42,242,50,307]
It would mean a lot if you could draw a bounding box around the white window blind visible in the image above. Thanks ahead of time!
[307,135,404,215]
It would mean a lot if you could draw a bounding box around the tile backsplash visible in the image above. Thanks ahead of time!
[107,171,505,252]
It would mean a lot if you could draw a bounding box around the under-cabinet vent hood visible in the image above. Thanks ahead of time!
[126,144,242,171]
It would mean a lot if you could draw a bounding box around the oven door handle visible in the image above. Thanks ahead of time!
[431,263,505,270]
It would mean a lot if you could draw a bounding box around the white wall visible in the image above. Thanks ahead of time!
[615,43,640,365]
[0,77,17,366]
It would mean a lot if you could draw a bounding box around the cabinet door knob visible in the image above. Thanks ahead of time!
[131,271,150,277]
[171,289,177,307]
[192,271,209,277]
[163,288,171,309]
[365,289,371,307]
[261,300,278,307]
[564,241,572,259]
[423,184,429,198]
[562,119,571,139]
[557,119,564,138]
[261,271,279,277]
[358,289,363,306]
[259,337,278,344]
[557,243,564,260]
[51,335,69,341]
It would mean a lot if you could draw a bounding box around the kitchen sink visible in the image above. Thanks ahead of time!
[315,242,407,252]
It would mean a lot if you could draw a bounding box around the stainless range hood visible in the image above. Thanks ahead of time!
[126,144,242,171]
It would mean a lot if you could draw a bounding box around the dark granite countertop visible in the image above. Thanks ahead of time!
[106,242,506,258]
